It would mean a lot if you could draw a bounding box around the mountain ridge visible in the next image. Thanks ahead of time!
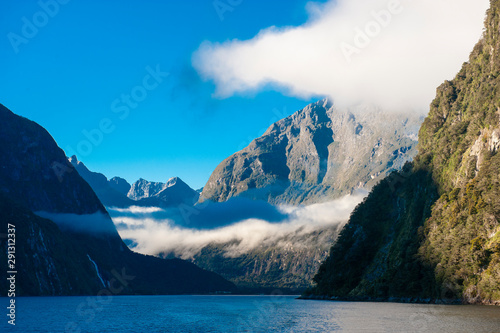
[128,176,199,207]
[69,155,199,208]
[201,100,423,205]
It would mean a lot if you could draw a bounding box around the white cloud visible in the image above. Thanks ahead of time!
[111,194,365,259]
[109,206,164,214]
[193,0,489,111]
[35,211,118,234]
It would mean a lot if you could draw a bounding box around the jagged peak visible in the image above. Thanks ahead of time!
[166,177,192,189]
[166,176,179,186]
[68,155,78,164]
[110,176,127,182]
[319,98,334,110]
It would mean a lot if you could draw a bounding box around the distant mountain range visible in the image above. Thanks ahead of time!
[128,177,199,207]
[0,104,235,296]
[202,99,423,205]
[69,156,199,208]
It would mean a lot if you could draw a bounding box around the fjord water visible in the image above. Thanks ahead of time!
[2,296,500,332]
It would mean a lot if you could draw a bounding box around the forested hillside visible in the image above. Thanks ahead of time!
[311,0,500,304]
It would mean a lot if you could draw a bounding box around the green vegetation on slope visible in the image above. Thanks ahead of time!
[312,168,439,299]
[311,0,500,304]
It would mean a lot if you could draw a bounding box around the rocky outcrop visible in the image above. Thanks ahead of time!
[202,100,423,205]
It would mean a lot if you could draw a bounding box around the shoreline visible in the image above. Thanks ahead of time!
[297,294,500,306]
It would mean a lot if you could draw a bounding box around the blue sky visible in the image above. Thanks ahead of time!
[0,0,323,189]
[1,0,489,190]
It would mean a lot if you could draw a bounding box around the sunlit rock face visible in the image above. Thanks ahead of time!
[202,99,423,205]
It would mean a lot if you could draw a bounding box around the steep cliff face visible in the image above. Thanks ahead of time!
[312,1,500,304]
[0,105,235,295]
[202,100,422,205]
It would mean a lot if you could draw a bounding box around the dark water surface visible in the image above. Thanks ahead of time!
[1,295,500,332]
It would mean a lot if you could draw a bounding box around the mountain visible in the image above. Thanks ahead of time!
[186,224,344,293]
[128,177,200,207]
[69,157,199,208]
[69,156,136,208]
[187,99,422,291]
[109,176,131,196]
[0,104,236,295]
[311,0,500,305]
[160,100,423,292]
[201,100,423,205]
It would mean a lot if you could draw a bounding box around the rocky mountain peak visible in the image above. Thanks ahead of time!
[127,178,166,200]
[202,100,423,205]
[68,155,78,164]
[166,176,180,186]
[127,176,199,207]
[109,176,131,196]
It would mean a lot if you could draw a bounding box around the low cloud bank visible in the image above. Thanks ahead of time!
[108,194,365,259]
[35,211,118,234]
[110,197,289,229]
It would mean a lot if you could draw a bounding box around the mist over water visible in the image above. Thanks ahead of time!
[108,194,366,258]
